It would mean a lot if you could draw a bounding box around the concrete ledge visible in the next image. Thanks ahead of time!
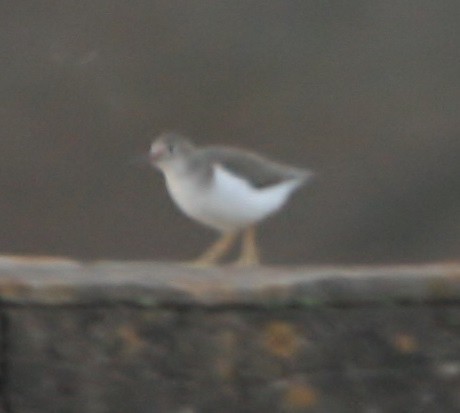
[1,257,460,412]
[0,256,459,306]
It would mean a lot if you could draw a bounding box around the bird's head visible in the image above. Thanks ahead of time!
[149,132,196,172]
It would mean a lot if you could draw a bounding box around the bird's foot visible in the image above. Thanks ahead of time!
[183,232,237,268]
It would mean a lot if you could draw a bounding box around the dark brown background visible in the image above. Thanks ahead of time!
[0,1,459,264]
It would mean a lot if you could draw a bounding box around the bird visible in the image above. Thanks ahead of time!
[148,132,313,266]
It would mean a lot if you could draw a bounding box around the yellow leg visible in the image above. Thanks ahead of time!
[189,232,238,267]
[235,226,260,266]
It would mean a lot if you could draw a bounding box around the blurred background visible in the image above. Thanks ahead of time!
[0,1,458,264]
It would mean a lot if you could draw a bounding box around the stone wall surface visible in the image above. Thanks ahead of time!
[0,257,460,412]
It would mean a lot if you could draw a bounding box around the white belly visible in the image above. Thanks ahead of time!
[165,165,302,232]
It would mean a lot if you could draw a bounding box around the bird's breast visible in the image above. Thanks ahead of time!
[163,166,301,232]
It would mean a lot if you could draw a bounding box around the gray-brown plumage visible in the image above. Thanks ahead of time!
[153,132,311,189]
[190,146,310,189]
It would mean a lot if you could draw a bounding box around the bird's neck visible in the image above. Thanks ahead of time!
[160,158,192,181]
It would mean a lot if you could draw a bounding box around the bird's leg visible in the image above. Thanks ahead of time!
[235,226,260,266]
[190,232,238,267]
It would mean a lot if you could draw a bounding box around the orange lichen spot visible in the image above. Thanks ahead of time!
[393,333,418,353]
[284,382,319,409]
[264,321,299,358]
[0,281,28,298]
[215,357,235,380]
[117,325,145,354]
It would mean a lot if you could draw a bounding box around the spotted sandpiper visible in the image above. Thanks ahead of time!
[148,132,313,266]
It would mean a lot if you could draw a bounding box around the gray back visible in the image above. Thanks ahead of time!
[189,146,309,189]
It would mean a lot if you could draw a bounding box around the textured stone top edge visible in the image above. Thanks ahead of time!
[0,255,459,306]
